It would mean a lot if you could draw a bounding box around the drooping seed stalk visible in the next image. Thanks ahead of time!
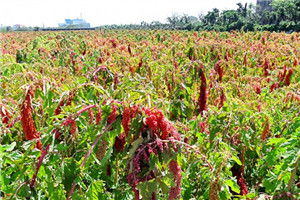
[20,86,42,149]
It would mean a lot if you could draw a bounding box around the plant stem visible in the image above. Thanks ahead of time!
[30,144,50,188]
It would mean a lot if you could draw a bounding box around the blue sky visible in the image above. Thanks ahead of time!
[0,0,256,27]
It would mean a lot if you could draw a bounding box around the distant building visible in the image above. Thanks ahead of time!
[12,24,26,31]
[256,0,273,12]
[59,18,91,28]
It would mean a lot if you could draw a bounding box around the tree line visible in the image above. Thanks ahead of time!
[98,0,300,32]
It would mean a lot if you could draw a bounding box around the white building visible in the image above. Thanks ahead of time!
[59,18,91,28]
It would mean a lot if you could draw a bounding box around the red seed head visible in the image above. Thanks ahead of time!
[214,60,224,82]
[107,104,117,125]
[261,117,270,141]
[294,57,298,67]
[243,54,247,65]
[114,133,126,153]
[198,68,207,115]
[254,84,261,94]
[20,86,41,149]
[284,68,293,86]
[128,45,132,55]
[96,106,102,125]
[219,89,226,109]
[270,82,279,92]
[0,104,12,125]
[168,160,182,200]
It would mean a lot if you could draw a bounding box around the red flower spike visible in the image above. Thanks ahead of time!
[294,58,298,66]
[0,104,12,125]
[62,117,77,136]
[20,87,42,150]
[263,58,269,76]
[138,59,143,69]
[114,73,120,85]
[214,61,224,82]
[198,68,207,115]
[168,160,182,200]
[143,108,180,140]
[261,118,270,141]
[96,107,102,125]
[69,120,77,135]
[88,109,94,124]
[254,84,261,94]
[231,164,248,196]
[107,104,117,125]
[128,45,132,56]
[270,82,279,92]
[122,107,132,136]
[110,39,117,48]
[284,68,293,86]
[219,89,226,109]
[114,133,126,153]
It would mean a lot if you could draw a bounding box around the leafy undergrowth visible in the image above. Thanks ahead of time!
[0,30,299,199]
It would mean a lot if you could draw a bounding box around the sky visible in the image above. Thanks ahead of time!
[0,0,256,27]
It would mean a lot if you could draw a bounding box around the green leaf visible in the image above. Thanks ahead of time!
[1,142,16,152]
[86,180,104,200]
[231,155,242,166]
[225,179,240,194]
[18,184,32,197]
[245,193,256,199]
[267,138,286,145]
[158,178,170,194]
[137,180,158,199]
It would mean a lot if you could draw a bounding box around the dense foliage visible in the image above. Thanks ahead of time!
[97,0,300,32]
[0,30,299,199]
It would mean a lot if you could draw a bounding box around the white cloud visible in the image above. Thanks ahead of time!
[0,0,256,27]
